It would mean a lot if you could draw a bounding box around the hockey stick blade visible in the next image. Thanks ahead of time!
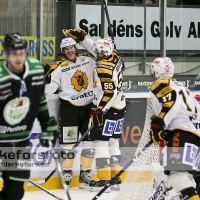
[92,141,153,200]
[49,140,72,200]
[29,179,64,200]
[30,124,94,188]
[146,181,172,200]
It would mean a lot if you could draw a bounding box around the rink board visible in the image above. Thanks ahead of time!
[0,92,199,191]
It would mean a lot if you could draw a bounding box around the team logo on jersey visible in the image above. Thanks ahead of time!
[3,97,30,125]
[71,70,88,92]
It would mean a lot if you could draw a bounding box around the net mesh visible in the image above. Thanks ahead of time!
[114,98,178,200]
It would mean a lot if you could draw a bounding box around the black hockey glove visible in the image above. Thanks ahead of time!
[150,116,168,145]
[40,117,58,147]
[43,63,52,84]
[91,107,104,128]
[62,28,87,43]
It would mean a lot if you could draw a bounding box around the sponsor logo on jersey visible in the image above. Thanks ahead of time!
[0,82,11,89]
[189,114,197,121]
[115,60,122,72]
[71,70,88,92]
[81,61,89,66]
[0,92,13,100]
[67,130,74,137]
[121,94,125,101]
[32,81,44,86]
[71,64,81,69]
[193,123,200,129]
[61,68,70,72]
[32,75,44,80]
[71,91,93,100]
[0,126,7,133]
[1,89,11,94]
[3,97,30,125]
[60,62,69,68]
[0,125,27,133]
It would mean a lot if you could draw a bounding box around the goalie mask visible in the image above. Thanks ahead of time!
[92,38,113,57]
[150,57,174,80]
[60,37,77,52]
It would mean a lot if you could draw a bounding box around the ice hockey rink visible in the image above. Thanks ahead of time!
[23,188,118,200]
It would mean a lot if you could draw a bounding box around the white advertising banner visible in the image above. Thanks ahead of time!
[76,5,200,50]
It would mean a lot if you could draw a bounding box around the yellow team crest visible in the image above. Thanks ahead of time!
[71,70,88,91]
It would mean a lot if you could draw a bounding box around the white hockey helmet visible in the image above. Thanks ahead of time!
[92,38,114,57]
[150,57,174,79]
[102,38,115,49]
[60,37,76,52]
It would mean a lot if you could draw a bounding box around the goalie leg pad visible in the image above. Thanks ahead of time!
[168,171,196,192]
[179,187,199,200]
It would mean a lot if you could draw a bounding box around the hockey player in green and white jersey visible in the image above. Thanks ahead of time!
[0,33,57,200]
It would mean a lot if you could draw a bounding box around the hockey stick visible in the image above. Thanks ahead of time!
[49,140,72,200]
[28,124,94,188]
[102,0,116,49]
[92,140,153,200]
[146,181,172,200]
[28,179,64,200]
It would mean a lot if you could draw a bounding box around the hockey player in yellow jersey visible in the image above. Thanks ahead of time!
[63,28,126,192]
[149,57,200,200]
[44,37,96,189]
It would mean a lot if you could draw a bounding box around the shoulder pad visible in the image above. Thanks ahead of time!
[151,79,172,97]
[59,61,69,68]
[50,60,63,70]
[151,79,169,90]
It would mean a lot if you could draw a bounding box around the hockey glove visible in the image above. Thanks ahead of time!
[43,63,52,84]
[91,107,104,128]
[62,28,87,43]
[150,116,167,145]
[40,116,58,147]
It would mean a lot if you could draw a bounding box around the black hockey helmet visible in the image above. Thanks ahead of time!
[3,33,27,51]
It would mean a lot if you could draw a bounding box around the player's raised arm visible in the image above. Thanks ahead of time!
[62,28,96,57]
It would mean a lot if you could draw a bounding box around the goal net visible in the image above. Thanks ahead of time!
[114,98,178,200]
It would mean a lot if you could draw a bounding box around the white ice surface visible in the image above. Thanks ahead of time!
[23,188,118,200]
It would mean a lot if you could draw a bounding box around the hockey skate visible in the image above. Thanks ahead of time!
[79,168,94,189]
[110,177,121,191]
[89,180,111,193]
[63,168,73,186]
